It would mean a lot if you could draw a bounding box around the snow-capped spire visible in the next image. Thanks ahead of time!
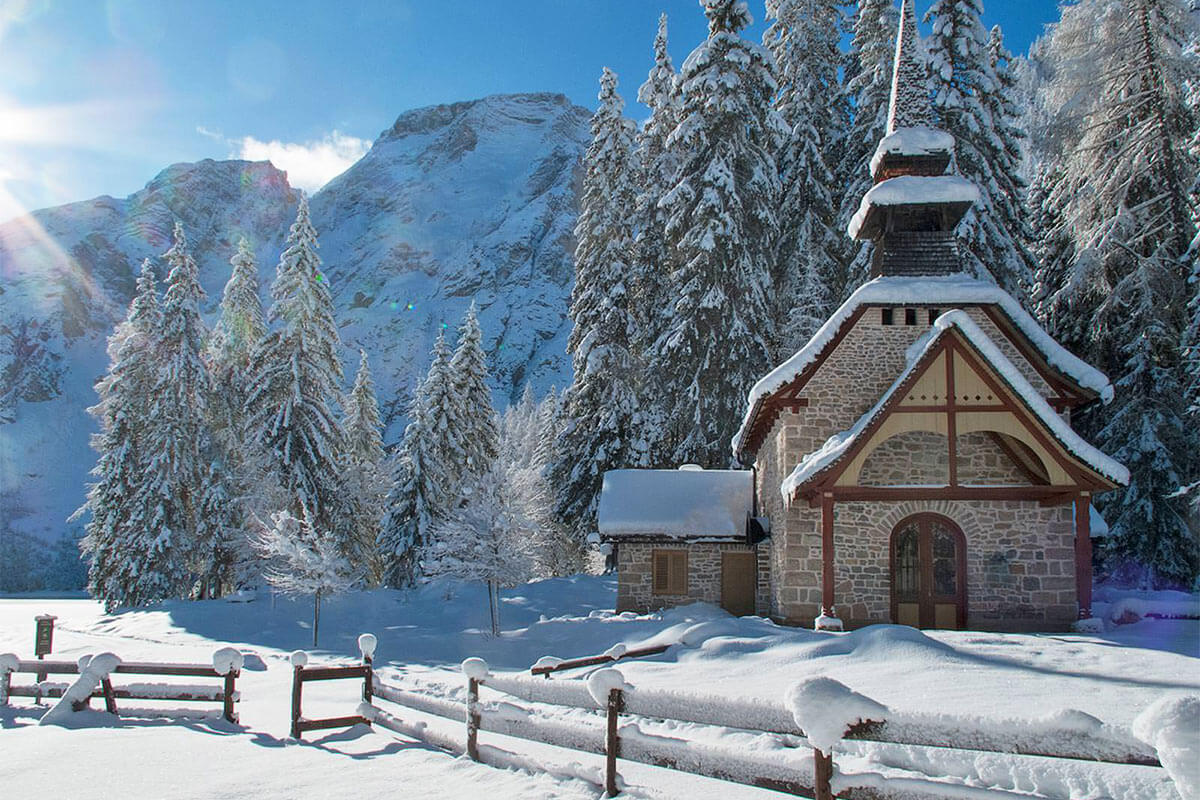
[886,0,931,134]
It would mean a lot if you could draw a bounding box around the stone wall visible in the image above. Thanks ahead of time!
[859,431,949,485]
[615,541,769,615]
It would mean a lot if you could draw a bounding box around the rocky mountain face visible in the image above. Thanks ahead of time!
[0,92,590,554]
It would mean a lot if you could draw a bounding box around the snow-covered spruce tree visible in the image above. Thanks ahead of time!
[924,1,1035,299]
[648,0,784,467]
[631,14,681,362]
[341,350,388,585]
[245,195,351,557]
[205,237,268,592]
[554,67,642,540]
[764,0,845,355]
[422,470,532,636]
[77,260,163,610]
[835,0,898,298]
[448,303,499,487]
[141,222,211,600]
[379,333,457,586]
[256,508,355,647]
[1037,0,1199,585]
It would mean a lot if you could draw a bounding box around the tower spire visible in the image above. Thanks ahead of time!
[887,0,931,134]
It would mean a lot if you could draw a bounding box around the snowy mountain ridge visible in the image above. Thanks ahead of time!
[0,92,591,552]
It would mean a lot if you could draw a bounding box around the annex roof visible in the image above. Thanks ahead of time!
[779,310,1128,502]
[732,273,1114,459]
[597,468,753,541]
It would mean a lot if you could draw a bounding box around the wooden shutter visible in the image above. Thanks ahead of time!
[653,550,687,595]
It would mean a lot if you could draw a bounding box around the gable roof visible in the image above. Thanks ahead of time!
[597,468,753,541]
[779,311,1128,502]
[733,274,1114,459]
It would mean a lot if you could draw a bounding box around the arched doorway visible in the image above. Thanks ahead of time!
[890,514,967,629]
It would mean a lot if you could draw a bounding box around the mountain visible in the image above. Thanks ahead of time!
[0,92,591,565]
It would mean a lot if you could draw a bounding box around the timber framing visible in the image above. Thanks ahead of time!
[789,326,1118,506]
[735,302,1096,461]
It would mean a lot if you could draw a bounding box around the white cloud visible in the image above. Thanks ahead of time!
[232,131,370,192]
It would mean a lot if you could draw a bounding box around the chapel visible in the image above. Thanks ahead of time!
[598,0,1127,632]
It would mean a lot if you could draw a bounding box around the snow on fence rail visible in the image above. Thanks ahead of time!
[0,648,243,723]
[293,636,1183,799]
[529,643,671,677]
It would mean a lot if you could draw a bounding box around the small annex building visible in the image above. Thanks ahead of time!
[598,0,1128,632]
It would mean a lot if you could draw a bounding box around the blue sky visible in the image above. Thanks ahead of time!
[0,0,1059,222]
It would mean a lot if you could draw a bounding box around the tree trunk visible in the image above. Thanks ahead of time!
[488,580,501,637]
[313,589,321,647]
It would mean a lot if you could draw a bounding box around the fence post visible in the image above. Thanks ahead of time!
[605,687,623,797]
[223,670,238,723]
[466,677,481,761]
[100,677,118,715]
[813,748,833,800]
[290,651,308,739]
[358,633,376,711]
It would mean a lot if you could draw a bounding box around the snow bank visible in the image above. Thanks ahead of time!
[211,647,244,676]
[814,613,844,632]
[847,175,980,238]
[734,273,1115,456]
[780,310,1127,500]
[786,677,888,753]
[1133,696,1200,799]
[869,126,955,176]
[1107,595,1200,624]
[40,652,122,726]
[586,668,627,708]
[462,657,490,681]
[358,633,378,660]
[597,468,752,540]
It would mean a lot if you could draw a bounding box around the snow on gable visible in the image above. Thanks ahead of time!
[869,126,955,176]
[847,175,980,239]
[779,311,1129,502]
[597,468,753,540]
[733,273,1115,457]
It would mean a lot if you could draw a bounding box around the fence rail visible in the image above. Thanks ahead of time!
[530,644,671,677]
[288,635,377,739]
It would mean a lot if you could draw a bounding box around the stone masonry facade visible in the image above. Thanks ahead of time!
[616,541,769,616]
[754,304,1082,631]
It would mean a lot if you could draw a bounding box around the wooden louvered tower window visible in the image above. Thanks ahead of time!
[652,550,688,595]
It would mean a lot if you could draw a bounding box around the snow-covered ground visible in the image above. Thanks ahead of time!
[1,576,1196,799]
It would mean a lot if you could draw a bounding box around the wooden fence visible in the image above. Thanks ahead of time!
[1,654,241,723]
[288,635,376,739]
[344,645,1166,799]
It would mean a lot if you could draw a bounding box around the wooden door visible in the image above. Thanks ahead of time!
[720,552,757,616]
[890,515,966,629]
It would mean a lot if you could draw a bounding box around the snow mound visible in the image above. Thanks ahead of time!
[1037,708,1105,735]
[1133,695,1200,799]
[461,657,490,680]
[533,656,563,670]
[0,653,18,673]
[357,633,378,660]
[1074,617,1105,633]
[679,619,744,647]
[786,677,888,753]
[587,668,628,708]
[1107,595,1200,623]
[814,613,843,632]
[603,643,627,660]
[289,650,308,668]
[211,647,244,676]
[41,652,122,727]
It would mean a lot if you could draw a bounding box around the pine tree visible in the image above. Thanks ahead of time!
[206,237,268,592]
[648,0,784,467]
[379,333,456,586]
[245,195,350,555]
[342,350,388,584]
[448,303,499,486]
[631,14,682,362]
[836,0,898,298]
[77,260,162,610]
[925,0,1035,298]
[1034,0,1199,585]
[141,222,210,600]
[764,0,845,355]
[554,67,642,538]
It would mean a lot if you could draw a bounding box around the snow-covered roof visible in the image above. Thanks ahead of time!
[732,273,1114,457]
[597,468,753,541]
[847,175,981,239]
[778,311,1129,501]
[869,127,955,177]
